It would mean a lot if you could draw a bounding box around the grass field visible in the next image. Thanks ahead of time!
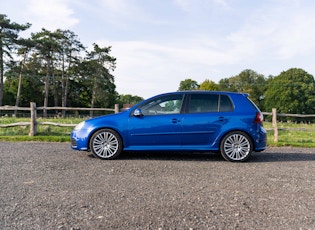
[0,117,83,142]
[0,117,314,147]
[264,121,315,147]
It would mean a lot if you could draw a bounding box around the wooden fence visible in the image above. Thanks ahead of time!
[1,104,315,141]
[262,108,315,142]
[0,102,119,136]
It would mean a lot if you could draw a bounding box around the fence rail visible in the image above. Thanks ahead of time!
[0,105,118,112]
[262,109,315,142]
[262,112,315,118]
[0,102,119,136]
[1,104,315,141]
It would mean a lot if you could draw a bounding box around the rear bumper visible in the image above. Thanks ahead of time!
[254,127,267,151]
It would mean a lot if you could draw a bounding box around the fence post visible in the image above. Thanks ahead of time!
[114,104,119,113]
[272,108,278,142]
[29,102,37,136]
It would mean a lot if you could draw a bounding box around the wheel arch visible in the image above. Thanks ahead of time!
[87,127,124,151]
[219,129,255,162]
[218,129,255,151]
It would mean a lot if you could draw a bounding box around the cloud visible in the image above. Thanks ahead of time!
[4,0,315,98]
[226,0,315,60]
[95,38,238,97]
[100,0,132,13]
[25,0,79,31]
[98,0,143,22]
[272,12,315,59]
[174,0,229,12]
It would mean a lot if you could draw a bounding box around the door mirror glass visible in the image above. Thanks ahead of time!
[133,108,143,117]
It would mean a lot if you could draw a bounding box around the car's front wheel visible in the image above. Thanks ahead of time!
[89,129,123,159]
[220,131,253,162]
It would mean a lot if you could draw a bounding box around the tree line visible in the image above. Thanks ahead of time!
[1,14,315,117]
[0,14,143,117]
[179,68,315,115]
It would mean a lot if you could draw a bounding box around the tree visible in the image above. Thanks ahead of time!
[4,47,44,107]
[14,38,35,115]
[80,44,117,116]
[199,79,219,91]
[264,68,315,115]
[31,29,63,117]
[55,29,84,117]
[0,14,31,106]
[218,78,237,92]
[178,78,199,91]
[118,94,144,108]
[218,69,267,107]
[3,71,43,107]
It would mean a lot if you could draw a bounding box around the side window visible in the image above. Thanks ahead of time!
[138,94,183,116]
[219,95,233,112]
[188,94,234,113]
[188,94,219,113]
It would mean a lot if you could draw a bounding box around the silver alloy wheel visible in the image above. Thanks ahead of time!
[90,129,122,159]
[221,132,252,162]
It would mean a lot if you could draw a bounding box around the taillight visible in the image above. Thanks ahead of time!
[254,112,263,124]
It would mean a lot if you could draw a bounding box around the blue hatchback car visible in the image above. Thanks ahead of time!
[71,91,267,162]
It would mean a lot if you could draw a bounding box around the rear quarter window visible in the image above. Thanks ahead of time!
[219,95,234,112]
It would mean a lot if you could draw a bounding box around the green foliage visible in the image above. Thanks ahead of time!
[218,69,267,107]
[199,79,219,91]
[118,94,144,108]
[264,68,315,115]
[178,79,199,91]
[84,44,117,111]
[0,14,31,106]
[2,19,132,111]
[4,72,43,106]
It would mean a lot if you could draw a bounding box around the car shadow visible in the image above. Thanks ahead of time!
[120,151,224,161]
[249,151,315,163]
[88,151,222,162]
[88,149,315,163]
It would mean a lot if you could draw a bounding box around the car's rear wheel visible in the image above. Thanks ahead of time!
[89,129,123,159]
[220,131,253,162]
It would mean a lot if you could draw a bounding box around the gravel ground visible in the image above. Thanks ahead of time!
[0,142,314,229]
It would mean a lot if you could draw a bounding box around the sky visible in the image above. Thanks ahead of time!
[2,0,315,99]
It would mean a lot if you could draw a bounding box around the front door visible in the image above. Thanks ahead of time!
[127,94,184,149]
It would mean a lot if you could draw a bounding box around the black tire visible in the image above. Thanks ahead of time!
[220,131,253,162]
[89,129,123,160]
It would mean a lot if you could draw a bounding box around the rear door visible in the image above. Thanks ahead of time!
[181,93,233,148]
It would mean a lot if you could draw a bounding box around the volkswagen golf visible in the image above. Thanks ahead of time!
[71,91,267,162]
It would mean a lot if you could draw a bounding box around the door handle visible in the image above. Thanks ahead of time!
[172,118,180,123]
[218,116,225,122]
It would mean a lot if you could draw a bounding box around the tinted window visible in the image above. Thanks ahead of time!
[188,94,219,113]
[188,94,233,113]
[219,95,233,112]
[138,94,183,116]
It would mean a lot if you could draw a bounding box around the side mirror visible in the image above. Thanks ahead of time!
[133,108,143,117]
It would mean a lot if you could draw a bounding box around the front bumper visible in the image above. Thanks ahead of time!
[70,130,89,151]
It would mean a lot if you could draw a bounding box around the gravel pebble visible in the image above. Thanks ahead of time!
[0,142,314,229]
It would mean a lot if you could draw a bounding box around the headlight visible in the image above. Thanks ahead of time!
[74,121,85,130]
